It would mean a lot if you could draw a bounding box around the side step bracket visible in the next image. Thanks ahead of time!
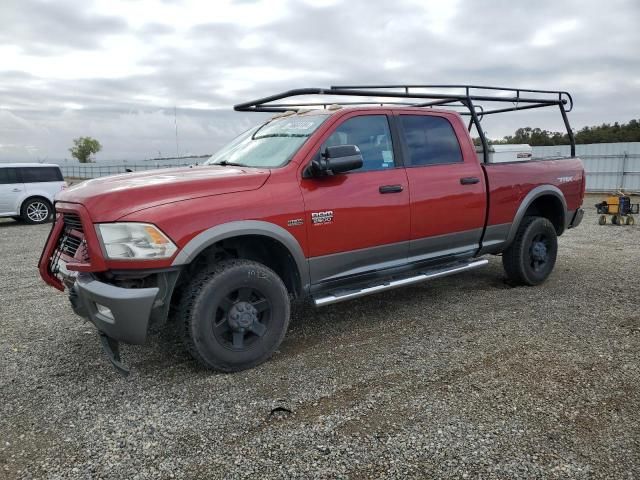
[313,259,489,307]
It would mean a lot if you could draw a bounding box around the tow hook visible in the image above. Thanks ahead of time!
[98,332,130,377]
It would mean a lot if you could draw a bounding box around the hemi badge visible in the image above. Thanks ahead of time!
[287,218,304,227]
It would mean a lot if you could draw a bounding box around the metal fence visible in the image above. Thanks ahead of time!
[59,143,640,193]
[579,153,640,193]
[532,142,640,193]
[60,162,195,179]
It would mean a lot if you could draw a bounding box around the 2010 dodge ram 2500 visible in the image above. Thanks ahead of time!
[39,85,585,374]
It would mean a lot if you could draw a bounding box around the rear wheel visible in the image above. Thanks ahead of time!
[503,216,558,286]
[179,259,290,372]
[627,216,635,226]
[598,215,607,225]
[21,198,52,224]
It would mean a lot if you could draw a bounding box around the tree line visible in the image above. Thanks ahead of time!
[476,118,640,146]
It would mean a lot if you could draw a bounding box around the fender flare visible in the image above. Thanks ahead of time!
[171,220,309,292]
[505,185,567,245]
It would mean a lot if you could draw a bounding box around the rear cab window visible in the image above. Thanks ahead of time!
[398,115,463,166]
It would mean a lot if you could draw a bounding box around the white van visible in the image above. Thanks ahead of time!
[0,164,66,224]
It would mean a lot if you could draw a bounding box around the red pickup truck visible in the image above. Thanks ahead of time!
[39,85,585,374]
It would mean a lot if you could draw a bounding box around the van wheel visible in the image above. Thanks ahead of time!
[179,259,290,372]
[21,198,52,224]
[503,216,558,286]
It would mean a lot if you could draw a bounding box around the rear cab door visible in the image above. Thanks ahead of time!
[298,110,411,289]
[393,109,487,263]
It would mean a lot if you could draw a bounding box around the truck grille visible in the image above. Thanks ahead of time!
[49,213,90,280]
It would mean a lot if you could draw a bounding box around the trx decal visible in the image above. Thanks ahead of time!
[311,210,334,225]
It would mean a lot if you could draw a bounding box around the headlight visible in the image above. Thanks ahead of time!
[96,223,177,260]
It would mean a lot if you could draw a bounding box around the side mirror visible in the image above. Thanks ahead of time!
[307,145,363,177]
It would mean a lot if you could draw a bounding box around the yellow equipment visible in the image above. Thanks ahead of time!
[595,193,638,225]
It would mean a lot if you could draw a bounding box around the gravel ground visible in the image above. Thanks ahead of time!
[1,194,639,479]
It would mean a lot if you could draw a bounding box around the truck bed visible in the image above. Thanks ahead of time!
[483,156,585,229]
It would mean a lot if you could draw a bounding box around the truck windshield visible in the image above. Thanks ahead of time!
[206,115,328,168]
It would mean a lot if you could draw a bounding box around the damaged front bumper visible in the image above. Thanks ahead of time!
[70,273,159,345]
[69,273,160,375]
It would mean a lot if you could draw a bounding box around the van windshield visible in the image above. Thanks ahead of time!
[206,115,328,168]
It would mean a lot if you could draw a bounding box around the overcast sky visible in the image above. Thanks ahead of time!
[1,0,638,162]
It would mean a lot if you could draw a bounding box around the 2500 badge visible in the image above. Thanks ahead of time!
[311,210,334,225]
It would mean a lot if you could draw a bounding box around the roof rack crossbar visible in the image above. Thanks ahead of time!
[479,102,561,116]
[410,98,460,108]
[330,84,573,110]
[264,101,416,108]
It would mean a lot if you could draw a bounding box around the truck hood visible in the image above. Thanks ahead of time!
[57,165,271,221]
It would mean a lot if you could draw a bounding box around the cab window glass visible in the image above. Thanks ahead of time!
[19,167,63,183]
[0,168,21,184]
[399,115,463,166]
[322,115,395,172]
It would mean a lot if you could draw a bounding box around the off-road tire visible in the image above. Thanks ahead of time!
[178,259,290,372]
[502,216,558,286]
[21,197,52,224]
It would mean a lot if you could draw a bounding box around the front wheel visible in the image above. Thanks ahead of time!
[21,198,53,224]
[179,259,290,372]
[502,216,558,286]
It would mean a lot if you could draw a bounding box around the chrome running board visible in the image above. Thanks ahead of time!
[313,259,489,307]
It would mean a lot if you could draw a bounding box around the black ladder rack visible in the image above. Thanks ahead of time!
[233,84,576,158]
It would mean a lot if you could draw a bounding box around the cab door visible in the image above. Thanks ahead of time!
[0,168,25,215]
[395,112,486,263]
[299,112,410,287]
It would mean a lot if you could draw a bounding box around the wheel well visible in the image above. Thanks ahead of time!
[20,196,52,213]
[175,234,302,300]
[523,195,564,234]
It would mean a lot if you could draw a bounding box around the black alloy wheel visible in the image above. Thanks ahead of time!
[179,259,290,372]
[503,216,558,286]
[212,286,270,351]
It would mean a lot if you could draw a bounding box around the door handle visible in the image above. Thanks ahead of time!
[460,177,480,185]
[379,184,404,194]
[12,188,22,192]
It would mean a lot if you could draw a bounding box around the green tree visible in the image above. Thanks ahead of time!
[69,137,102,163]
[476,118,640,146]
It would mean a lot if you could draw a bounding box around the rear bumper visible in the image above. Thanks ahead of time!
[69,273,159,345]
[568,208,584,229]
